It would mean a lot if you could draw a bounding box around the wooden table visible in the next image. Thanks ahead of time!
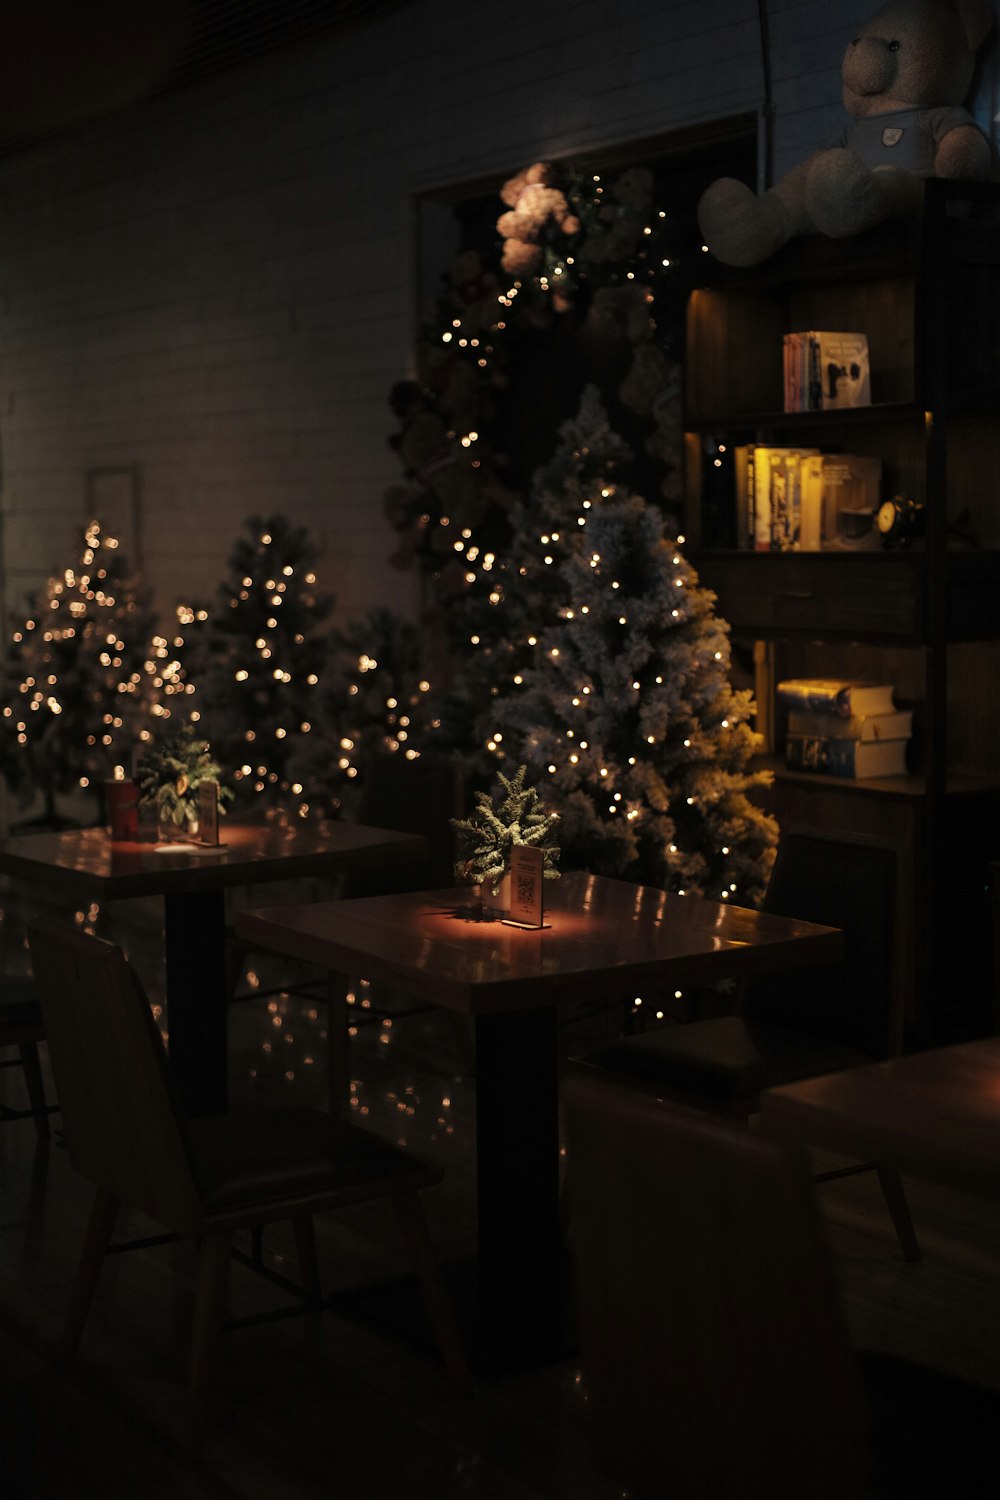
[0,816,426,1116]
[761,1037,1000,1203]
[236,870,842,1368]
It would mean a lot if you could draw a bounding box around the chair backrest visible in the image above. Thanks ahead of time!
[343,752,464,899]
[27,919,203,1235]
[564,1067,870,1500]
[744,832,897,1059]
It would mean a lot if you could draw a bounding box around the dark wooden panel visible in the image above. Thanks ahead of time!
[693,551,924,640]
[695,550,1000,644]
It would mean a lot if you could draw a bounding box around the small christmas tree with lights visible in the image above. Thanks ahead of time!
[287,606,436,817]
[486,399,778,904]
[0,520,160,822]
[185,515,333,807]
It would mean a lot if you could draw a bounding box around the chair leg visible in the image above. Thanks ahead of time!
[18,1041,50,1139]
[290,1215,322,1307]
[391,1192,471,1395]
[876,1165,921,1264]
[326,971,349,1116]
[59,1187,120,1362]
[185,1231,232,1465]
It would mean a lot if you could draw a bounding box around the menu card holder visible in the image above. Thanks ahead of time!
[197,781,221,846]
[502,845,549,929]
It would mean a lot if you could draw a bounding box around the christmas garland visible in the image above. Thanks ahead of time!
[384,157,686,615]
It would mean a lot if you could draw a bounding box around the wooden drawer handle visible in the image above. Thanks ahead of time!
[778,590,815,601]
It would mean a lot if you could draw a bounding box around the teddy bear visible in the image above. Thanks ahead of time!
[698,0,994,268]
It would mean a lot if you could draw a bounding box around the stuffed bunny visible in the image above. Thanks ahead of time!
[698,0,994,267]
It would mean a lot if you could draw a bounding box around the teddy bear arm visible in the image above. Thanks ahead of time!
[934,123,992,181]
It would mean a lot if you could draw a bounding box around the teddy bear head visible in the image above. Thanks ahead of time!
[842,0,993,118]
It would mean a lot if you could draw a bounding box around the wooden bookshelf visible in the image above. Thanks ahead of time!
[684,182,1000,1043]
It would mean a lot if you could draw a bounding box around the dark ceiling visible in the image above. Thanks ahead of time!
[0,0,409,158]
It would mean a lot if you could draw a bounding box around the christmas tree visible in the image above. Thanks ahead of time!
[436,387,630,786]
[483,395,778,903]
[0,520,160,819]
[287,606,436,817]
[184,515,333,808]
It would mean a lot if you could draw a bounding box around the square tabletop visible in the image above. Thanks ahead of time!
[0,814,428,901]
[235,868,843,1014]
[760,1038,1000,1203]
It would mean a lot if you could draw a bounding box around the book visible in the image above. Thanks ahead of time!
[783,331,871,412]
[751,445,820,551]
[785,734,909,778]
[733,443,751,549]
[738,447,878,551]
[776,679,896,718]
[821,453,882,548]
[787,708,913,742]
[799,453,824,550]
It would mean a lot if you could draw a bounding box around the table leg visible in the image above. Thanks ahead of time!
[164,889,228,1117]
[327,969,348,1115]
[474,1007,565,1370]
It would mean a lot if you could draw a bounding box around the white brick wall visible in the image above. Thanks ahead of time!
[0,0,996,628]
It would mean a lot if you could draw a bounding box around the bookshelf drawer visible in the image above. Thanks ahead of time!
[693,553,923,639]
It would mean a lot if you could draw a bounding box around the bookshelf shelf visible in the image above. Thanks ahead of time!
[762,756,1000,801]
[685,402,920,434]
[684,180,1000,1043]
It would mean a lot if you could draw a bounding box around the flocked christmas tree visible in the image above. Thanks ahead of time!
[436,387,631,786]
[0,519,163,820]
[480,393,778,903]
[287,606,436,817]
[184,515,333,808]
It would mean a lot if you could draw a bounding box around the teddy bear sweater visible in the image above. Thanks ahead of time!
[840,105,978,177]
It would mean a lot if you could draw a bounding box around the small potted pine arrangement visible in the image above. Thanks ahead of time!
[136,724,232,843]
[451,764,560,919]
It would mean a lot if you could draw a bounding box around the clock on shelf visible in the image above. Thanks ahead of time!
[876,495,926,548]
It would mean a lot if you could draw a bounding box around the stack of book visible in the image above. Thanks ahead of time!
[733,446,881,551]
[777,679,912,779]
[783,331,871,412]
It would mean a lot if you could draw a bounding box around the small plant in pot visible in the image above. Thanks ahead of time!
[451,764,560,918]
[136,725,232,841]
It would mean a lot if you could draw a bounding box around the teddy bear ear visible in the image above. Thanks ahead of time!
[947,0,994,51]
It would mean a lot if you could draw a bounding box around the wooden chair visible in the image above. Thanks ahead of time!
[577,833,920,1261]
[0,975,53,1138]
[27,918,470,1461]
[564,1067,1000,1499]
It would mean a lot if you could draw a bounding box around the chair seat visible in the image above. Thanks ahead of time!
[585,1016,871,1103]
[189,1106,442,1214]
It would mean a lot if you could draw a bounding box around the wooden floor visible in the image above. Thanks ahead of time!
[2,884,1000,1499]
